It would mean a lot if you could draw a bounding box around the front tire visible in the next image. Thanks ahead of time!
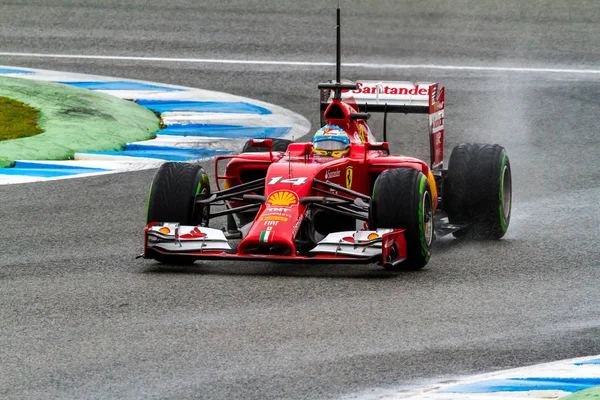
[445,143,512,239]
[371,168,434,270]
[146,162,211,264]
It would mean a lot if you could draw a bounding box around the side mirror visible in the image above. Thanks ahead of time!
[248,138,273,160]
[304,143,313,155]
[365,142,389,152]
[364,142,390,161]
[249,138,273,150]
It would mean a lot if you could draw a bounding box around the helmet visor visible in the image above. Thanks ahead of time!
[312,139,349,151]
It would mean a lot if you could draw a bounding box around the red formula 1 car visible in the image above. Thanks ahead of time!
[141,10,512,271]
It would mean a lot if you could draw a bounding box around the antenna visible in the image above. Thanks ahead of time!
[336,6,341,85]
[317,6,359,102]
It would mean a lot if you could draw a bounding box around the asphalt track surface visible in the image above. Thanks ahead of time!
[1,1,599,399]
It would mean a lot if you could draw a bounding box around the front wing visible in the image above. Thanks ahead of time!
[144,223,407,266]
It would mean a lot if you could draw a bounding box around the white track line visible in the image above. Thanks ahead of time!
[1,52,599,75]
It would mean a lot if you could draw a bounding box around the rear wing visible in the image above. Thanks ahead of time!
[320,80,445,168]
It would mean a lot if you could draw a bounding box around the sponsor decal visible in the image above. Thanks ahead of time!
[267,190,298,207]
[347,82,429,96]
[321,125,343,136]
[345,166,353,189]
[180,226,207,239]
[263,207,293,214]
[430,85,445,113]
[263,220,279,226]
[158,227,171,235]
[430,85,437,107]
[260,216,289,222]
[343,232,379,242]
[293,214,304,236]
[261,209,294,220]
[431,114,444,130]
[325,169,341,180]
[429,116,444,166]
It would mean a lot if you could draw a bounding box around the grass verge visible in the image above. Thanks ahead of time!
[0,96,43,141]
[0,76,160,168]
[562,386,600,399]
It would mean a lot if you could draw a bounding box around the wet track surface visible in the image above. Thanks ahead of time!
[1,1,599,399]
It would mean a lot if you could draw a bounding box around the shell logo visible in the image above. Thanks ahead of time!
[367,233,379,240]
[266,190,298,207]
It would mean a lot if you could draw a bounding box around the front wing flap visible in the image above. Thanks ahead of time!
[144,223,406,266]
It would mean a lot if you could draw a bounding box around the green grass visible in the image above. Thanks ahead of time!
[562,386,600,399]
[0,96,43,141]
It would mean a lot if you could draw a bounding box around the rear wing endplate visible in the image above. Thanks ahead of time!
[319,80,445,168]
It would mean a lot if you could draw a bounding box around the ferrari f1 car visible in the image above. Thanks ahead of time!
[141,9,512,270]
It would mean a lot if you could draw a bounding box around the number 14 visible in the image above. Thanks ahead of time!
[268,176,308,186]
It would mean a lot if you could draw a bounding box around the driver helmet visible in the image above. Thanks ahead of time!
[311,125,351,158]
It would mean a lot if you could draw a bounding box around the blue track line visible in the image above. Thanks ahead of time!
[575,358,600,365]
[136,99,272,114]
[160,124,290,138]
[438,377,600,393]
[0,68,34,75]
[83,144,233,161]
[59,81,183,91]
[0,161,108,178]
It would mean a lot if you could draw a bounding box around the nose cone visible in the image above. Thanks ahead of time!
[238,191,304,255]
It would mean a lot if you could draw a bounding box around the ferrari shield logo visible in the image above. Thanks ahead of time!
[345,167,353,189]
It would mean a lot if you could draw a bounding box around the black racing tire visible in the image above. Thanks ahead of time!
[371,168,434,271]
[444,143,512,239]
[146,162,211,264]
[241,138,293,153]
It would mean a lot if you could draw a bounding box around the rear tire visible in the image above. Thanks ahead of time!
[371,168,434,270]
[146,162,211,264]
[445,143,511,239]
[241,138,293,153]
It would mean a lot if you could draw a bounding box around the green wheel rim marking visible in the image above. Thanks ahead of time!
[498,153,511,233]
[197,172,209,195]
[145,182,153,223]
[417,174,431,260]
